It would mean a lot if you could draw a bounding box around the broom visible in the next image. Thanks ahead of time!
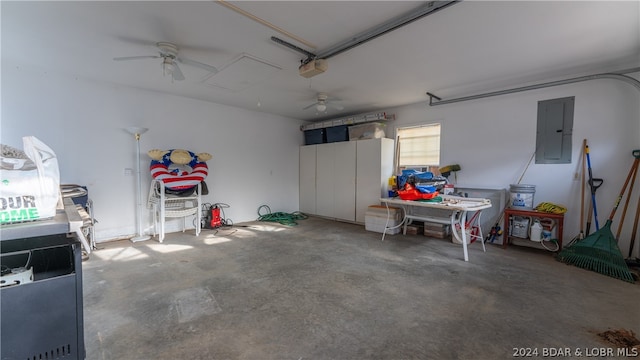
[566,139,587,247]
[556,150,639,283]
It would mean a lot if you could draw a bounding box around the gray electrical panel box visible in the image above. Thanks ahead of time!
[535,96,574,164]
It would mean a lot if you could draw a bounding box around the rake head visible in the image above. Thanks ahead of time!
[556,220,635,283]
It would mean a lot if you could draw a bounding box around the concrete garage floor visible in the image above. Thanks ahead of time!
[82,217,639,360]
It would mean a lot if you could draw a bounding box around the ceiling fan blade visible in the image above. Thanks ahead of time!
[303,102,318,110]
[176,56,218,74]
[172,62,185,81]
[330,103,345,111]
[113,55,160,61]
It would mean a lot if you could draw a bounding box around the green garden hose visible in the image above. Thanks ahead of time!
[257,205,308,226]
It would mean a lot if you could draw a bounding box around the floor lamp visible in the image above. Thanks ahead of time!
[126,127,151,243]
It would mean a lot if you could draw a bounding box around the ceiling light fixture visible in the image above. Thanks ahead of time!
[162,58,174,77]
[316,102,327,112]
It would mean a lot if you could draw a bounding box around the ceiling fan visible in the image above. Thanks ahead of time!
[303,93,344,113]
[113,42,218,82]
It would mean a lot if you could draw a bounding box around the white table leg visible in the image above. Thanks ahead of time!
[381,203,408,241]
[450,210,469,261]
[382,201,390,242]
[461,210,469,261]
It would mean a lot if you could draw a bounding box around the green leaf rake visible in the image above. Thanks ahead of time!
[556,149,639,283]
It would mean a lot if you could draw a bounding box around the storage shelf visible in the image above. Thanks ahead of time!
[300,112,395,131]
[508,237,559,252]
[503,208,564,252]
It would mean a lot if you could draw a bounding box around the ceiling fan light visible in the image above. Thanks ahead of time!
[316,103,327,112]
[162,59,175,77]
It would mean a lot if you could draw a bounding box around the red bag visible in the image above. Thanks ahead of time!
[397,183,439,201]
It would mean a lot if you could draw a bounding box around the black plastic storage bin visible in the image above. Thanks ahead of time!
[304,128,326,145]
[325,125,349,143]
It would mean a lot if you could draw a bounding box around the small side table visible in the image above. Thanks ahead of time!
[503,208,565,251]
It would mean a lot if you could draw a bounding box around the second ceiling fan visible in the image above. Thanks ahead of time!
[303,92,344,113]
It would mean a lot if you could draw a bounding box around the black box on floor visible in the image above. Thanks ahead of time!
[304,128,326,145]
[326,125,349,143]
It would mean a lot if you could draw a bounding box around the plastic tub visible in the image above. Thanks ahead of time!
[509,184,535,209]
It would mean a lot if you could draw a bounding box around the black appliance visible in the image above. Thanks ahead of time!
[1,198,85,359]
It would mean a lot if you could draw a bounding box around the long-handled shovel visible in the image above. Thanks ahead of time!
[585,144,603,234]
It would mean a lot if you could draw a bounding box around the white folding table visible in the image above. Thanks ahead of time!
[380,195,492,261]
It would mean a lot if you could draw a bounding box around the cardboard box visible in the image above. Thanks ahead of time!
[405,223,424,235]
[365,213,401,235]
[424,229,450,239]
[365,205,401,235]
[366,205,401,218]
[424,224,451,239]
[424,223,449,231]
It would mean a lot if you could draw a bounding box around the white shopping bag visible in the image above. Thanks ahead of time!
[0,136,61,223]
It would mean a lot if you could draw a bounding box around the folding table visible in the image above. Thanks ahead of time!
[380,195,492,261]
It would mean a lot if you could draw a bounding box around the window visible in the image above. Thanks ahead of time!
[395,123,441,174]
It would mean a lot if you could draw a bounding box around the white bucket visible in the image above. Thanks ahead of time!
[510,184,535,209]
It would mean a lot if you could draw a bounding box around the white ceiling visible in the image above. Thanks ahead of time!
[3,1,639,122]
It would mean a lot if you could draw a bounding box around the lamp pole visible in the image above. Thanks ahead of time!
[126,127,151,242]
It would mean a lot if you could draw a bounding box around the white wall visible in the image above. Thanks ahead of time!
[1,60,305,242]
[3,58,639,257]
[384,75,640,257]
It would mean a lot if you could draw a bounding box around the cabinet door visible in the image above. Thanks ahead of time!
[299,145,317,214]
[355,138,395,223]
[333,141,356,221]
[314,142,356,221]
[315,144,335,218]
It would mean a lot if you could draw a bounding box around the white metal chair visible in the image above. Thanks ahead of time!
[147,179,202,242]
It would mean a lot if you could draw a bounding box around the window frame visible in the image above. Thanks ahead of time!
[394,122,442,175]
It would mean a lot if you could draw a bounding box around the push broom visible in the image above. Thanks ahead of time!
[556,149,639,283]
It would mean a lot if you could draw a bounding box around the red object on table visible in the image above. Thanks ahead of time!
[397,183,439,201]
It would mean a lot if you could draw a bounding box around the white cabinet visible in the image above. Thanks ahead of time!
[299,145,317,214]
[316,142,356,221]
[299,138,394,223]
